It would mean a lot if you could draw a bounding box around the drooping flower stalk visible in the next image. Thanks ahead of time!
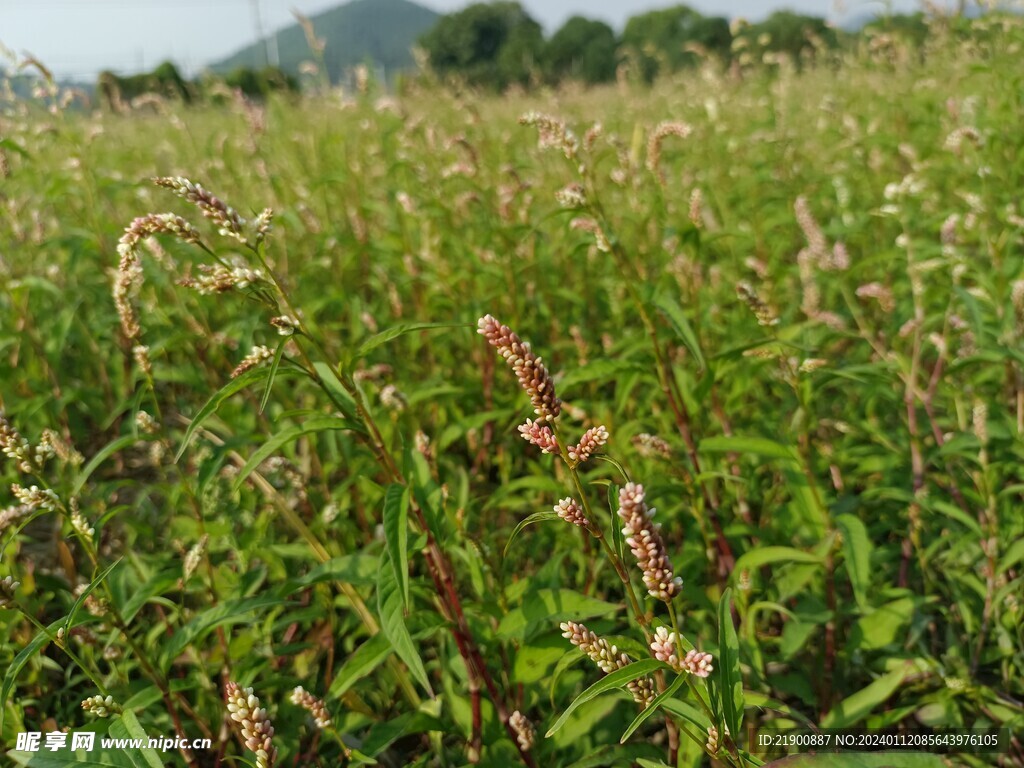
[153,176,246,242]
[289,686,331,729]
[478,315,561,422]
[560,620,656,706]
[231,345,275,379]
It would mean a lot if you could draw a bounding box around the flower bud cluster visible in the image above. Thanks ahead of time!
[560,620,655,706]
[683,649,714,678]
[554,497,589,528]
[11,484,63,513]
[179,258,265,295]
[736,282,779,327]
[82,694,122,718]
[508,710,535,752]
[649,626,680,669]
[232,346,275,379]
[0,575,19,608]
[478,315,561,421]
[225,682,277,768]
[617,483,682,602]
[567,425,608,465]
[517,419,559,454]
[153,177,246,242]
[519,112,579,159]
[1,413,36,473]
[632,433,673,459]
[289,686,331,729]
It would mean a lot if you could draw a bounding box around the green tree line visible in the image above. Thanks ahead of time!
[418,2,932,89]
[96,62,299,111]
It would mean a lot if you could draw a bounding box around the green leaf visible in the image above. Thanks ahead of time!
[848,598,915,651]
[121,570,179,623]
[1,619,61,730]
[620,672,688,742]
[835,513,872,611]
[355,322,462,360]
[377,552,432,694]
[655,294,706,371]
[121,685,165,711]
[497,589,621,639]
[329,633,393,699]
[382,483,410,606]
[107,711,165,768]
[559,359,650,390]
[175,365,303,461]
[64,558,122,636]
[732,547,823,575]
[161,594,287,666]
[312,362,359,422]
[563,743,665,768]
[700,435,798,461]
[820,667,908,728]
[283,554,380,591]
[72,435,142,496]
[503,510,560,558]
[718,587,744,739]
[998,537,1024,574]
[258,337,290,414]
[661,697,713,732]
[232,416,361,491]
[0,137,29,158]
[546,659,665,737]
[361,711,443,756]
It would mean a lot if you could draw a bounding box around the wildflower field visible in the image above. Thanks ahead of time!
[1,14,1023,768]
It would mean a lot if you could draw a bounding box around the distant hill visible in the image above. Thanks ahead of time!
[209,0,439,84]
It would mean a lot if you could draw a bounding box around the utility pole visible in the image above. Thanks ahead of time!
[250,0,277,67]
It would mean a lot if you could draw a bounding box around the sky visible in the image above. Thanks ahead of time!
[2,0,924,82]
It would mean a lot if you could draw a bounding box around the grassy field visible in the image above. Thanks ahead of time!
[1,14,1023,768]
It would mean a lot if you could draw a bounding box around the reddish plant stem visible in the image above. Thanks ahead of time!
[642,328,734,575]
[416,516,537,767]
[262,257,532,764]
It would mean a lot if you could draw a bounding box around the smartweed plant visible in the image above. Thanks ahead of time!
[478,313,753,766]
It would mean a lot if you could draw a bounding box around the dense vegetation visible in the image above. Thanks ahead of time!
[419,1,924,88]
[1,10,1023,768]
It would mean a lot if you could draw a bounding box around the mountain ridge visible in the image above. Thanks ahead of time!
[209,0,439,83]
